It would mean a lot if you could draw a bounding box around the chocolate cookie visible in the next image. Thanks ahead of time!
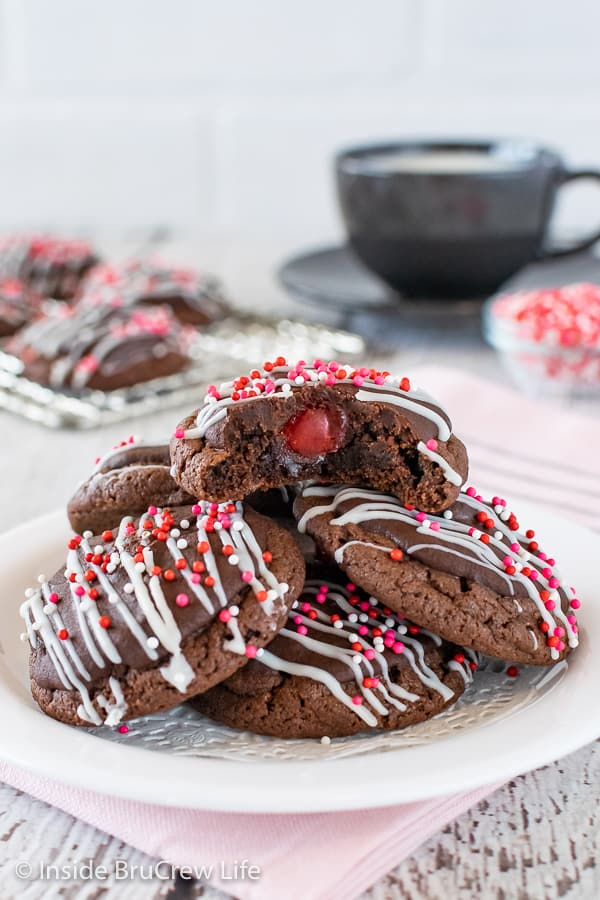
[67,437,195,534]
[21,502,305,726]
[170,358,468,512]
[0,278,39,338]
[0,234,98,300]
[10,302,192,392]
[294,484,581,666]
[80,260,229,326]
[192,568,475,738]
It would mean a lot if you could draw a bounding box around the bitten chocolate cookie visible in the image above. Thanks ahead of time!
[10,302,192,392]
[67,437,195,534]
[0,278,39,338]
[170,358,468,512]
[80,260,228,326]
[192,568,475,738]
[21,502,305,727]
[294,484,581,666]
[0,234,98,300]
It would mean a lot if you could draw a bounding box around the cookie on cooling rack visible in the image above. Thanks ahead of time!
[294,484,581,666]
[21,502,305,726]
[170,358,468,512]
[0,234,98,300]
[79,260,229,326]
[192,566,475,738]
[10,302,193,392]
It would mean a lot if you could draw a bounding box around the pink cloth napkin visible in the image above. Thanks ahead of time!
[2,366,596,899]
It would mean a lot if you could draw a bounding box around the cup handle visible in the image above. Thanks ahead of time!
[540,169,600,258]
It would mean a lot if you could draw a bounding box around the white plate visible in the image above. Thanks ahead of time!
[0,504,598,813]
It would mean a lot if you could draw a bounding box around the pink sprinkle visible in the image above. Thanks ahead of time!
[466,487,477,497]
[352,695,363,705]
[430,521,441,531]
[547,558,556,566]
[218,609,231,623]
[148,505,158,515]
[241,571,253,583]
[74,586,85,596]
[174,428,185,439]
[191,574,201,584]
[503,556,512,566]
[118,725,129,734]
[245,645,257,658]
[353,376,364,386]
[542,567,552,578]
[48,592,59,603]
[346,583,356,591]
[316,593,327,604]
[571,598,581,609]
[416,512,427,522]
[328,361,339,372]
[392,641,405,654]
[567,614,577,624]
[385,629,396,639]
[545,600,556,611]
[364,649,375,660]
[301,602,311,612]
[548,577,559,588]
[554,626,565,637]
[297,625,308,636]
[358,625,369,636]
[529,570,538,580]
[191,504,201,515]
[293,615,302,625]
[556,640,565,652]
[374,376,386,385]
[426,439,438,451]
[510,542,520,552]
[175,593,189,608]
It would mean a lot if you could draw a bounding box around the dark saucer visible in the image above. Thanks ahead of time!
[277,244,484,334]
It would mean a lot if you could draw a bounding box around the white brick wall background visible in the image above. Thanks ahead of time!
[0,0,599,242]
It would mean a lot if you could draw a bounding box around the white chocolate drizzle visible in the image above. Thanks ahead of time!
[21,501,289,725]
[252,580,475,728]
[297,485,580,661]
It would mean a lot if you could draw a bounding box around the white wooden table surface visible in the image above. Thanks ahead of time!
[0,234,598,899]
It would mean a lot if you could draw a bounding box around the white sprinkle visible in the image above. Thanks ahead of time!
[443,510,453,519]
[135,562,146,572]
[94,545,103,555]
[230,605,240,617]
[20,632,28,642]
[124,583,134,594]
[228,554,240,566]
[232,521,244,531]
[180,519,190,530]
[359,613,368,623]
[280,582,289,594]
[106,564,116,574]
[214,521,222,531]
[494,531,503,540]
[32,622,40,631]
[348,613,358,623]
[352,654,362,664]
[385,618,395,628]
[369,597,378,606]
[109,595,119,605]
[147,636,159,649]
[43,604,53,615]
[333,620,344,629]
[37,574,45,584]
[177,539,188,550]
[170,528,181,539]
[294,375,304,385]
[256,648,265,658]
[321,735,331,745]
[80,601,91,613]
[83,530,93,539]
[282,383,292,394]
[170,465,177,477]
[25,587,35,598]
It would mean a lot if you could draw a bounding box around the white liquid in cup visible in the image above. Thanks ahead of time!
[351,150,529,175]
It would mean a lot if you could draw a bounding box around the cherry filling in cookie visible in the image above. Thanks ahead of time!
[283,405,347,457]
[171,358,468,513]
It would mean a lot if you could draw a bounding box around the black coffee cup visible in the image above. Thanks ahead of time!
[335,139,600,299]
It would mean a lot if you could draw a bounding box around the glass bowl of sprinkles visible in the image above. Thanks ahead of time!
[484,282,600,399]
